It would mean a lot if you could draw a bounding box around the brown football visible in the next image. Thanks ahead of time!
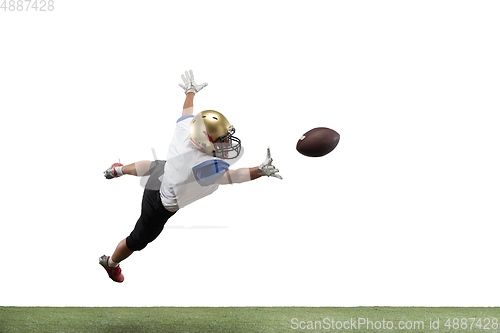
[296,127,340,157]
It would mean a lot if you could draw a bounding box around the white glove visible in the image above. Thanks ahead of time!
[258,147,283,180]
[178,70,208,94]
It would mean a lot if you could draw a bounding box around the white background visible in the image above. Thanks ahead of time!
[1,0,499,307]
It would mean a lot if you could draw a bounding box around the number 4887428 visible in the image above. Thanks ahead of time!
[444,318,499,330]
[1,0,54,11]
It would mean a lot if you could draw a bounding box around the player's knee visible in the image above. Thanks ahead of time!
[126,236,150,251]
[126,228,164,251]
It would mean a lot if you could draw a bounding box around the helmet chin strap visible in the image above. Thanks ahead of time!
[212,149,228,159]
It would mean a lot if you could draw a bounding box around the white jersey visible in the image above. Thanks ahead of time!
[160,115,231,212]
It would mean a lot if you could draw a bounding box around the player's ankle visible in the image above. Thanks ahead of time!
[115,166,124,177]
[108,257,120,267]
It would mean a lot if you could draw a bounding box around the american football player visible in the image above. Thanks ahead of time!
[99,70,282,282]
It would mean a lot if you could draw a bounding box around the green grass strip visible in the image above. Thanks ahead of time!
[1,307,500,332]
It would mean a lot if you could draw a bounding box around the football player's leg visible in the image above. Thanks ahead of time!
[104,160,152,179]
[99,239,130,283]
[111,238,134,263]
[122,160,152,177]
[125,191,173,252]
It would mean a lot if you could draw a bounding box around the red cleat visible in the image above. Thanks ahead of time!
[99,255,124,283]
[103,160,124,179]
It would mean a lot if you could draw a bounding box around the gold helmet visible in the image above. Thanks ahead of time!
[189,110,242,159]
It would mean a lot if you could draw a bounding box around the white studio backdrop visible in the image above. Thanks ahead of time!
[1,1,499,307]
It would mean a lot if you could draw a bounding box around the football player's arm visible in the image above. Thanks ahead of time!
[215,167,262,185]
[216,147,282,185]
[178,70,207,117]
[182,93,195,117]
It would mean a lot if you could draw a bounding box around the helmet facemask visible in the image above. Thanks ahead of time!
[213,126,241,159]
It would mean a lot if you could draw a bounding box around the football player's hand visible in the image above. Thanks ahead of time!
[178,70,208,94]
[258,147,282,180]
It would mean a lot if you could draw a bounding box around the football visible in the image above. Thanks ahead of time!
[296,127,340,157]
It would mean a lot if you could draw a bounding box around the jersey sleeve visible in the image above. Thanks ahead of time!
[192,159,230,187]
[177,115,194,123]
